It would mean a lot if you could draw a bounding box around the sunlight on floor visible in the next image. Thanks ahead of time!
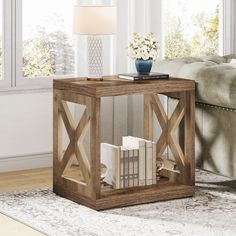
[0,213,45,236]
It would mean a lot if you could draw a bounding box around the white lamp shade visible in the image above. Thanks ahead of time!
[73,5,117,35]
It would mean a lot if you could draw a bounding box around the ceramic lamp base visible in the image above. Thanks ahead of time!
[87,36,103,80]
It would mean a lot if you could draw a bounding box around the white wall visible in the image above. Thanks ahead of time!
[0,91,53,171]
[0,0,163,172]
[0,91,114,172]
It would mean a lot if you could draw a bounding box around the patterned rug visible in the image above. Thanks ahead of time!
[0,170,236,236]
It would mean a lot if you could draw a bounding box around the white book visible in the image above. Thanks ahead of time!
[123,149,129,188]
[120,149,124,188]
[145,140,153,185]
[128,149,134,187]
[133,149,139,187]
[152,142,157,185]
[101,143,121,189]
[101,142,142,189]
[122,136,146,186]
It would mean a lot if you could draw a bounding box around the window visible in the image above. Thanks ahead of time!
[21,0,75,79]
[0,0,233,90]
[0,0,2,81]
[0,0,76,90]
[163,0,221,59]
[0,0,11,88]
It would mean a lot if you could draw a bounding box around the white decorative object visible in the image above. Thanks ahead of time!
[73,5,117,80]
[128,32,160,60]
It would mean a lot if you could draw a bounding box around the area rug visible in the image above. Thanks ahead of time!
[0,169,236,236]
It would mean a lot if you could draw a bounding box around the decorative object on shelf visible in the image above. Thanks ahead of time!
[100,163,108,184]
[73,5,117,80]
[101,136,157,189]
[128,32,159,74]
[156,157,164,181]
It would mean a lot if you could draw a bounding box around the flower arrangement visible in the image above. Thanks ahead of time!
[128,32,159,61]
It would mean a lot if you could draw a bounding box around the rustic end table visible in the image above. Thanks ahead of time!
[53,76,195,210]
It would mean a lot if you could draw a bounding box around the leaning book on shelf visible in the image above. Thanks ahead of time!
[101,143,139,189]
[101,143,121,189]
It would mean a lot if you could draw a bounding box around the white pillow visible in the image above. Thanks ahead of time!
[223,61,236,68]
[230,58,236,64]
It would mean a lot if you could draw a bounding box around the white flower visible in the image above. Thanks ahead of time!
[127,32,160,60]
[142,53,149,60]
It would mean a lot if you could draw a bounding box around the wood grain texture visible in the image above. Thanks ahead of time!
[90,97,102,200]
[53,76,195,98]
[0,168,52,192]
[53,76,195,210]
[144,88,195,187]
[54,182,194,210]
[0,165,194,211]
[53,90,95,199]
[184,90,195,185]
[144,95,153,140]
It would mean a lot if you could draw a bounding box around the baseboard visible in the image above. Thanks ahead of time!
[0,152,52,173]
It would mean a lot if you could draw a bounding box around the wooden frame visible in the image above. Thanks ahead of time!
[0,0,12,88]
[144,92,195,185]
[53,76,195,210]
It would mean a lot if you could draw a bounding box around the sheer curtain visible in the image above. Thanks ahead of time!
[75,0,162,74]
[75,0,162,144]
[220,0,236,55]
[113,0,163,144]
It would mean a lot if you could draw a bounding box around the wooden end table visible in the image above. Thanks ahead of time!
[53,76,195,210]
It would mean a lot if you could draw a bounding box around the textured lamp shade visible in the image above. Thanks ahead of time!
[73,5,117,35]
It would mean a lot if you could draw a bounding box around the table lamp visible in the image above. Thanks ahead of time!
[73,5,117,80]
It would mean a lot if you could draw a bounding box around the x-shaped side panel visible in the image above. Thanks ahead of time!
[150,94,185,172]
[58,100,91,185]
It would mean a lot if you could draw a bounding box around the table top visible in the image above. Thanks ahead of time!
[53,76,195,98]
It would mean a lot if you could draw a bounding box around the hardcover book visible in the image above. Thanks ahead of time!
[101,143,121,189]
[101,143,139,189]
[122,136,156,186]
[133,149,139,187]
[145,140,153,185]
[128,149,134,187]
[118,72,169,81]
[122,136,146,186]
[124,149,129,188]
[152,142,157,185]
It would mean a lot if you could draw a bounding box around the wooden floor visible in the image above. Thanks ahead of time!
[0,167,52,193]
[0,168,53,236]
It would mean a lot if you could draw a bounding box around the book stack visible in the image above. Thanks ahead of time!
[101,136,156,189]
[118,72,169,81]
